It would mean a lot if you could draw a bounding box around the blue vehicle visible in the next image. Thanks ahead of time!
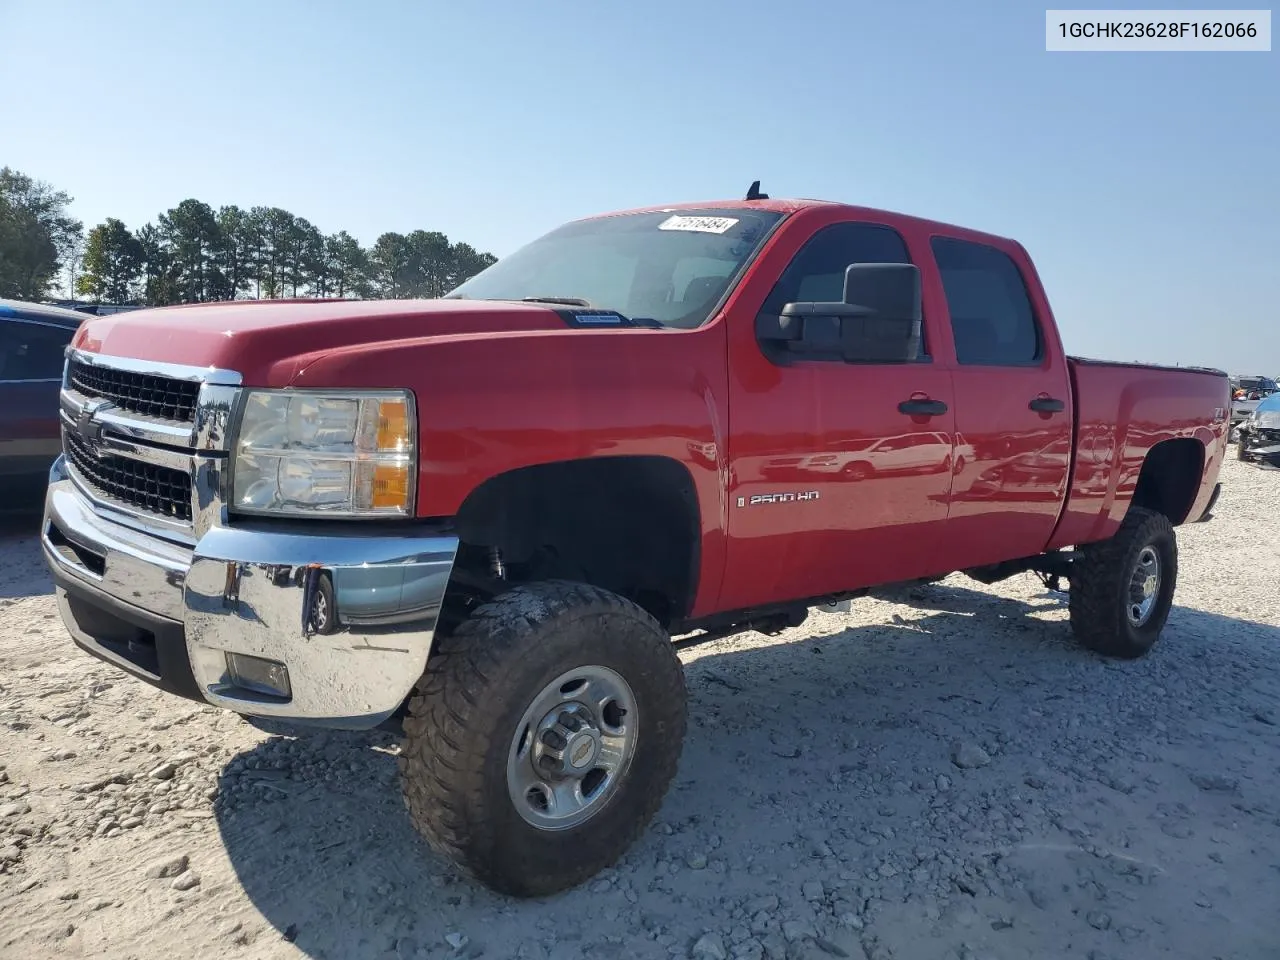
[0,299,85,508]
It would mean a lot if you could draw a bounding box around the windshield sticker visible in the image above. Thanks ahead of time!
[570,311,624,325]
[658,215,740,235]
[554,308,632,328]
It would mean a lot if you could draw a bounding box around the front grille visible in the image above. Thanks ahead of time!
[69,359,200,423]
[64,430,192,522]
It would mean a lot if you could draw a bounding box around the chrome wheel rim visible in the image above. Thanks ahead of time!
[506,665,638,831]
[1127,546,1161,626]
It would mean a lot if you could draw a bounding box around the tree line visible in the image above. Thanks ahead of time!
[0,165,497,305]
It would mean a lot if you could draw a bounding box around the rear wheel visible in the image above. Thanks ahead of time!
[399,580,687,897]
[1068,507,1177,659]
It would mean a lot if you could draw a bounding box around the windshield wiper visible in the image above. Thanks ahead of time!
[479,296,667,328]
[519,296,595,307]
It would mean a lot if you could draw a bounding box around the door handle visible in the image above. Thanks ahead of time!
[898,398,948,417]
[1029,396,1065,414]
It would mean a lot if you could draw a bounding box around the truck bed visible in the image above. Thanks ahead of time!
[1046,358,1230,551]
[1066,355,1228,378]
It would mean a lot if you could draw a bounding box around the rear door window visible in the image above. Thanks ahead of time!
[931,237,1042,365]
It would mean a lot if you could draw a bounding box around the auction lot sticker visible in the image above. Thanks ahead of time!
[658,215,740,234]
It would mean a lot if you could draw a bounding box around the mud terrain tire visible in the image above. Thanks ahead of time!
[1069,507,1177,659]
[399,580,687,897]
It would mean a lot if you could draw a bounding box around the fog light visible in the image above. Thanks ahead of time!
[225,652,292,699]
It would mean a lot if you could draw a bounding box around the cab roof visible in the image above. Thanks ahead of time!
[583,196,1019,248]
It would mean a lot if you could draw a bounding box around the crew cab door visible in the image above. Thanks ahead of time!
[928,235,1073,567]
[720,218,957,612]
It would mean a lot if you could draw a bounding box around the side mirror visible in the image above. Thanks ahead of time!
[756,262,922,364]
[838,261,923,362]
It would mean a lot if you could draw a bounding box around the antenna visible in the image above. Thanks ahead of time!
[744,180,769,201]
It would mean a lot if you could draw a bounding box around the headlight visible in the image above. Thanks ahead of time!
[230,389,416,517]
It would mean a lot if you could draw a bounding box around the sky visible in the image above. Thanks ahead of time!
[1,0,1275,374]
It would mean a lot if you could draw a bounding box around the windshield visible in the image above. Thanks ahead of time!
[445,208,784,329]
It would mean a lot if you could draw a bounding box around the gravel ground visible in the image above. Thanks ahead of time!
[1,458,1278,960]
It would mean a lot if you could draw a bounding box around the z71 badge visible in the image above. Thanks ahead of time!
[737,491,820,507]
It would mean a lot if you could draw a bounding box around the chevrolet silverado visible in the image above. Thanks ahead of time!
[42,189,1229,897]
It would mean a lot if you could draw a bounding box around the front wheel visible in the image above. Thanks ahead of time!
[399,580,687,897]
[1068,507,1177,659]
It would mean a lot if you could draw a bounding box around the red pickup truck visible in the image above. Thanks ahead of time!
[42,189,1229,897]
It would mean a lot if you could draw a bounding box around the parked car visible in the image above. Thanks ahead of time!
[43,299,145,316]
[41,189,1228,898]
[71,303,146,316]
[1236,392,1280,464]
[1230,374,1278,433]
[0,299,84,508]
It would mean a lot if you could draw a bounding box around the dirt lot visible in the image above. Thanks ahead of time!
[1,458,1278,960]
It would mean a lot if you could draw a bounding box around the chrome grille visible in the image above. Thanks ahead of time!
[64,430,193,521]
[58,350,242,538]
[68,359,201,423]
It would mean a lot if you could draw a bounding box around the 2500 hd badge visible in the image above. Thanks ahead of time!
[737,491,821,506]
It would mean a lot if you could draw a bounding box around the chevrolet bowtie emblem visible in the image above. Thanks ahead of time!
[77,398,114,445]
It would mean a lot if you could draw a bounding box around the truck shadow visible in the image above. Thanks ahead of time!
[211,583,1280,958]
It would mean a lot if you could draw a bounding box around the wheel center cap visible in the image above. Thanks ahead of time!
[1143,575,1157,598]
[568,734,597,769]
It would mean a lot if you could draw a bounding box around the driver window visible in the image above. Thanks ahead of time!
[761,222,928,359]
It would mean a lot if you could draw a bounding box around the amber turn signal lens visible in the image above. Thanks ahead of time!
[376,399,410,452]
[371,463,411,510]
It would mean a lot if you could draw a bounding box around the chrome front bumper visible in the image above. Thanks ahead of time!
[43,461,459,729]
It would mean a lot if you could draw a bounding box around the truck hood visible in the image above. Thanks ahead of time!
[70,298,568,386]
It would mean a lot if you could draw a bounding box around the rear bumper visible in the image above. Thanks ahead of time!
[42,459,459,729]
